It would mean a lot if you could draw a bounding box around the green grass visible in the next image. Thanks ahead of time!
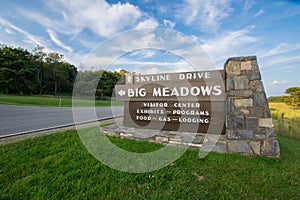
[1,129,299,199]
[0,94,123,107]
[269,102,300,138]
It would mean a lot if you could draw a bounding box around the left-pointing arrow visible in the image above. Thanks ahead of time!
[118,89,126,97]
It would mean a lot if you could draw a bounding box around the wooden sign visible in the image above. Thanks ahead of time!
[123,101,225,133]
[115,70,225,133]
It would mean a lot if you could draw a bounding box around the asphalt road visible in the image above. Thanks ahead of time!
[0,104,123,137]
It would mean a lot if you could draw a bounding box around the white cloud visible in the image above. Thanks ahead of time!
[129,49,157,59]
[201,25,256,66]
[135,18,159,29]
[0,17,44,46]
[113,57,194,74]
[254,9,265,17]
[244,0,255,10]
[258,43,300,72]
[179,0,233,32]
[4,28,14,35]
[260,43,300,58]
[262,38,300,96]
[270,80,288,86]
[0,17,83,66]
[53,0,143,37]
[79,28,216,72]
[263,54,300,66]
[163,19,176,29]
[47,29,73,53]
[19,0,156,38]
[13,0,160,66]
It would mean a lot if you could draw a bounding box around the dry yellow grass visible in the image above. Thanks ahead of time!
[269,102,300,119]
[269,102,300,138]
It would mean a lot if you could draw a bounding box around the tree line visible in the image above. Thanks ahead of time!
[268,87,300,110]
[0,45,125,99]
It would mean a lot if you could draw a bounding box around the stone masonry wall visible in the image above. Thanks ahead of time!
[224,56,280,157]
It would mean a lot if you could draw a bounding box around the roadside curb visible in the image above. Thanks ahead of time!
[0,116,123,144]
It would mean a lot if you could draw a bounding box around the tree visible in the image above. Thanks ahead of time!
[0,45,37,95]
[45,52,65,95]
[33,45,47,94]
[284,87,300,110]
[97,70,122,99]
[0,44,78,96]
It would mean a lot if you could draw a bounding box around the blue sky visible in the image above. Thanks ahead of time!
[0,0,300,96]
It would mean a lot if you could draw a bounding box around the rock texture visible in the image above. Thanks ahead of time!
[224,56,280,157]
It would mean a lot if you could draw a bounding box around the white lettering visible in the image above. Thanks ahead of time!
[136,115,151,121]
[190,86,201,96]
[200,86,212,96]
[178,72,211,80]
[172,110,210,116]
[128,88,146,97]
[134,74,171,83]
[180,87,189,96]
[143,102,168,107]
[170,87,180,96]
[153,88,162,96]
[205,72,211,78]
[128,89,134,97]
[212,85,222,96]
[159,117,171,122]
[162,87,170,96]
[179,74,185,80]
[178,117,210,124]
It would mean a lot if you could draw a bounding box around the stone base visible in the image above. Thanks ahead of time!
[100,124,205,149]
[100,124,280,157]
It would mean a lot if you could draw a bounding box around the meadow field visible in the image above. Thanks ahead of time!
[269,102,300,138]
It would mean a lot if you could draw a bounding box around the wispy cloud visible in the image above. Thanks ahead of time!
[178,0,233,32]
[0,17,43,46]
[0,17,83,65]
[47,29,73,53]
[270,80,288,86]
[4,28,14,35]
[263,54,300,66]
[163,19,176,29]
[280,7,300,18]
[254,9,265,17]
[258,42,300,73]
[129,49,157,59]
[244,0,255,10]
[111,57,194,74]
[260,43,300,58]
[201,25,256,66]
[12,0,160,65]
[81,28,215,72]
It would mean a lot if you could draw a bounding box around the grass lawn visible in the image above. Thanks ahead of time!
[0,94,123,107]
[1,128,299,199]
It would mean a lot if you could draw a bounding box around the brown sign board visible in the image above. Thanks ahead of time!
[123,101,225,133]
[115,70,226,133]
